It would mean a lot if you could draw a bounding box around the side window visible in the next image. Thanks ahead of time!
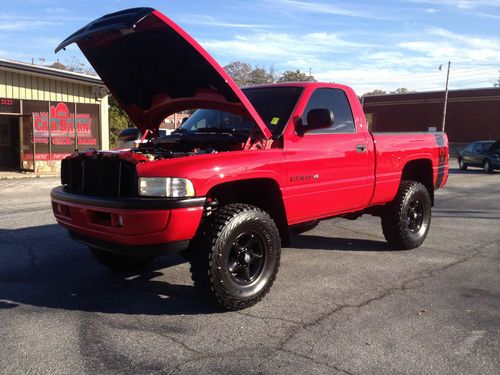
[465,144,475,152]
[303,88,355,133]
[473,143,483,153]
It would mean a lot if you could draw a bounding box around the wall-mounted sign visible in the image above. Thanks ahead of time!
[32,102,96,145]
[0,98,21,114]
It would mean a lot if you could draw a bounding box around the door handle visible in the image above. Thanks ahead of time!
[356,144,367,153]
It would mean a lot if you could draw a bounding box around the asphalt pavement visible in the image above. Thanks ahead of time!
[0,163,498,374]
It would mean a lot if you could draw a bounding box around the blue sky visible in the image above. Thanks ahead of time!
[1,0,499,94]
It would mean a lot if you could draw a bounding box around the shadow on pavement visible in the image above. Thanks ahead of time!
[0,224,222,316]
[289,233,392,252]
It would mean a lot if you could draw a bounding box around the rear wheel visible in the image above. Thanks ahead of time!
[483,159,493,173]
[381,181,432,250]
[90,247,153,272]
[458,158,467,170]
[189,204,281,310]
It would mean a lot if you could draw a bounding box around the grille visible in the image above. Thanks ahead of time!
[61,157,138,197]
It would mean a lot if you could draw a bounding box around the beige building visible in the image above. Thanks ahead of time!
[0,58,109,173]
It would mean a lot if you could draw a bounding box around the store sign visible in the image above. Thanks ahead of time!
[32,102,97,145]
[0,98,21,114]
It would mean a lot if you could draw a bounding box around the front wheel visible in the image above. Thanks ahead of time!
[189,204,281,310]
[483,159,493,173]
[381,181,432,250]
[90,247,153,272]
[458,158,467,170]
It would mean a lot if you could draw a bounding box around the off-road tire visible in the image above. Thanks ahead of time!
[291,220,319,235]
[90,247,153,272]
[189,204,281,310]
[381,181,432,250]
[483,159,493,173]
[458,158,467,170]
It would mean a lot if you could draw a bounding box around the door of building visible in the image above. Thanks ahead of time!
[0,116,20,170]
[19,116,35,171]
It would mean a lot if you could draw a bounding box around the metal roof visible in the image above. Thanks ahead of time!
[0,58,104,86]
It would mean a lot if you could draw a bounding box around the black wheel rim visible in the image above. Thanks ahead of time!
[227,232,266,285]
[407,199,424,233]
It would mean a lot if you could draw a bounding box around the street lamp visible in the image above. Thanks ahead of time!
[439,61,451,132]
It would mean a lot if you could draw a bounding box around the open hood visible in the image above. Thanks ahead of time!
[55,8,271,139]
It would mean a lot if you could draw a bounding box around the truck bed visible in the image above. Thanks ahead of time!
[370,132,448,206]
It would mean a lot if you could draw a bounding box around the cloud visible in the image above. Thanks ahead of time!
[411,0,500,9]
[202,31,371,64]
[264,0,401,20]
[201,24,499,94]
[180,15,276,29]
[45,7,70,14]
[398,28,500,63]
[0,20,57,31]
[411,0,500,18]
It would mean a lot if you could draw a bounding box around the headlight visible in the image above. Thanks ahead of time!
[138,177,195,198]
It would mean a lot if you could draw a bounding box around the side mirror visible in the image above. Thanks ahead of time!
[300,108,334,134]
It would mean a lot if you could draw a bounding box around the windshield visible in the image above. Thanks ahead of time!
[174,109,255,135]
[174,86,303,137]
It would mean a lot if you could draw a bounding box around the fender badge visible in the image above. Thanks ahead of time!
[290,174,320,182]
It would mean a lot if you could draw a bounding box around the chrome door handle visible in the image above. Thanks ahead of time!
[356,145,367,153]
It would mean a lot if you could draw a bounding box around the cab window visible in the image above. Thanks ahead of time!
[303,88,355,134]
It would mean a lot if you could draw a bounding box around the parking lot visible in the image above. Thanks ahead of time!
[0,163,498,374]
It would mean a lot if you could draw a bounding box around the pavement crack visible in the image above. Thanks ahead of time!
[132,316,202,355]
[279,348,356,374]
[277,242,490,352]
[235,310,300,325]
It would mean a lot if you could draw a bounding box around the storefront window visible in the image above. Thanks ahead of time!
[22,100,101,163]
[76,103,100,150]
[24,100,49,161]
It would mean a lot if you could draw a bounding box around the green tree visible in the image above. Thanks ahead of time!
[278,69,314,82]
[108,96,133,148]
[248,67,275,85]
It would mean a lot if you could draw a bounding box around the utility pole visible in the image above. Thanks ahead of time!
[441,61,451,132]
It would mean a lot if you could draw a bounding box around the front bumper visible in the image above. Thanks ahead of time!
[51,186,205,255]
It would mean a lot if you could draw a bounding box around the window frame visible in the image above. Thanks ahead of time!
[301,87,357,135]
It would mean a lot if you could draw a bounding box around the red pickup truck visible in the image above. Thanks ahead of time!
[51,8,449,310]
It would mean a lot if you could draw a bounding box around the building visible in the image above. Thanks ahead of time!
[363,87,500,154]
[0,59,109,173]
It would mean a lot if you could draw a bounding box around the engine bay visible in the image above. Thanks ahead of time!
[133,132,249,160]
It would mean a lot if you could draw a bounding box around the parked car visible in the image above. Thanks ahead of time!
[116,128,142,149]
[458,140,500,173]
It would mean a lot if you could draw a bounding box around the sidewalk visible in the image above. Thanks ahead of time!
[0,170,59,180]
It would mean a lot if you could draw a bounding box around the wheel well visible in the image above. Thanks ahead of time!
[207,179,290,246]
[401,159,434,205]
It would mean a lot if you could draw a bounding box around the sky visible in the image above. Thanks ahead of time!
[1,0,499,95]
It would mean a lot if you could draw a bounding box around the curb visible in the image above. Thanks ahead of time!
[0,174,59,180]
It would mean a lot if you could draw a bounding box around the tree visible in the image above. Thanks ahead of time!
[278,69,314,82]
[248,67,275,85]
[363,89,387,96]
[108,96,134,147]
[494,70,500,88]
[46,57,96,76]
[224,61,252,86]
[391,87,414,94]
